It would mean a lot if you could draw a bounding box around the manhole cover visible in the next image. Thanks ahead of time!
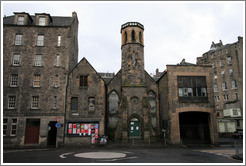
[74,152,126,159]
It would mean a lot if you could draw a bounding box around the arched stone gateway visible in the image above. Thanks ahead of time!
[179,112,211,144]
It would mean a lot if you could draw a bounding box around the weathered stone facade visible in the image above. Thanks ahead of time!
[158,63,218,144]
[3,12,78,147]
[4,13,223,147]
[197,37,243,135]
[65,58,106,145]
[107,22,160,143]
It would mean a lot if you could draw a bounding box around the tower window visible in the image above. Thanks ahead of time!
[124,32,127,44]
[139,32,142,44]
[131,30,136,42]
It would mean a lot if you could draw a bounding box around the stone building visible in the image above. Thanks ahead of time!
[3,12,78,147]
[197,37,243,136]
[3,12,221,147]
[158,60,218,144]
[107,22,160,143]
[65,58,106,145]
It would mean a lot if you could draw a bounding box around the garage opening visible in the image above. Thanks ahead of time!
[179,112,210,144]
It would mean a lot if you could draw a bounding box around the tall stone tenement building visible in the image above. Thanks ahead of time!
[4,12,236,147]
[3,12,78,147]
[197,37,243,136]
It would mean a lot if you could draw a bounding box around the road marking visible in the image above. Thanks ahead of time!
[74,152,126,159]
[59,152,73,159]
[98,156,138,162]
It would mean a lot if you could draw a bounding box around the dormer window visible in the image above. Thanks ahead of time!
[39,17,46,26]
[17,16,24,25]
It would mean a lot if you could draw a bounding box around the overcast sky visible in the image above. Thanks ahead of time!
[2,1,244,74]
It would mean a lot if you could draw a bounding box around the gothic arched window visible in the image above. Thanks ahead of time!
[124,31,127,44]
[139,32,142,44]
[109,91,119,113]
[131,30,136,42]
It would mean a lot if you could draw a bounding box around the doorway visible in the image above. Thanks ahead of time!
[47,121,57,146]
[24,118,40,144]
[129,118,141,138]
[179,112,211,144]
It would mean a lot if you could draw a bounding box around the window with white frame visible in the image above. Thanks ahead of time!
[3,118,8,136]
[8,96,16,109]
[222,82,227,91]
[39,17,46,26]
[227,56,232,65]
[213,84,218,92]
[31,96,39,109]
[37,35,44,46]
[229,68,233,75]
[232,80,237,89]
[54,75,59,87]
[57,35,61,46]
[221,70,225,77]
[56,54,60,66]
[13,54,20,66]
[15,34,22,45]
[33,74,41,87]
[35,54,42,66]
[10,118,17,136]
[17,16,24,25]
[10,74,18,87]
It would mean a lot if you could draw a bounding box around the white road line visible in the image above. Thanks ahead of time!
[59,152,73,159]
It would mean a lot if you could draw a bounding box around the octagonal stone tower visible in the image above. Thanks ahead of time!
[121,22,145,86]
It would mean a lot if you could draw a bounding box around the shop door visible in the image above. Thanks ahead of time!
[129,118,141,137]
[24,119,40,144]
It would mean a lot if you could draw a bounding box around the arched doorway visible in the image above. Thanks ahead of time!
[179,112,211,144]
[129,117,141,138]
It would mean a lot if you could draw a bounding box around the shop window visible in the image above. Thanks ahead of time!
[67,122,99,137]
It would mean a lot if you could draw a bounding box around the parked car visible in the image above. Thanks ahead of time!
[233,130,243,139]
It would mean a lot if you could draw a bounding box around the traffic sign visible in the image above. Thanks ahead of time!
[56,123,61,128]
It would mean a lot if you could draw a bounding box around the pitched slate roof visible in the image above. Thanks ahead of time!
[3,14,73,27]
